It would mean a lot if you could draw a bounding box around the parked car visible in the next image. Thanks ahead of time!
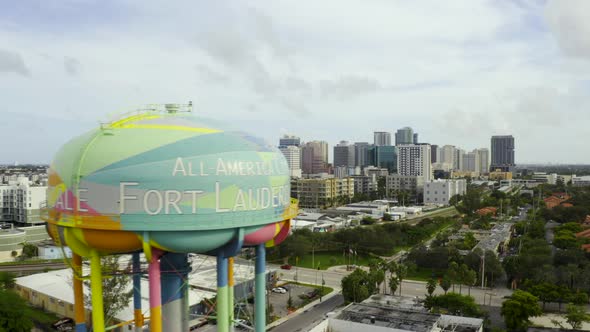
[280,264,292,270]
[272,287,287,294]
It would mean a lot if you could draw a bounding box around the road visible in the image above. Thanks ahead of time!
[276,265,512,307]
[0,262,67,275]
[273,265,346,289]
[269,294,344,332]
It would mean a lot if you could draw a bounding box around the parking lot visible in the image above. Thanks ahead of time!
[269,283,319,318]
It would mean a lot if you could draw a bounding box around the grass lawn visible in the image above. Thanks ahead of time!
[405,267,446,282]
[287,251,376,270]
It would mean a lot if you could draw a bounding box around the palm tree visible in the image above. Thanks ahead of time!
[389,275,399,296]
[387,261,398,294]
[396,264,408,296]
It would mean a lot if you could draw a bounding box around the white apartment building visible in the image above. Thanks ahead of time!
[0,178,47,225]
[396,144,432,181]
[423,179,467,205]
[573,176,590,187]
[532,172,558,185]
[279,145,302,178]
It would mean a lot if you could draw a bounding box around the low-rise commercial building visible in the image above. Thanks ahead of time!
[423,179,467,206]
[488,169,513,181]
[573,176,590,187]
[309,295,483,332]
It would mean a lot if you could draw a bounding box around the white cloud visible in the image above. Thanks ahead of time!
[545,0,590,59]
[0,49,30,76]
[0,0,589,163]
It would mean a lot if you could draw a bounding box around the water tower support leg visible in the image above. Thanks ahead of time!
[228,257,235,332]
[132,253,143,332]
[161,253,189,332]
[217,255,229,332]
[148,249,163,332]
[255,244,266,332]
[90,251,105,332]
[72,254,87,332]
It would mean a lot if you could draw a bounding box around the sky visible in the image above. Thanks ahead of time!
[1,0,590,164]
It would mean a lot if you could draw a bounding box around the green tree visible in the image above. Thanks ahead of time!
[529,282,560,310]
[0,289,35,332]
[0,272,16,290]
[447,262,460,292]
[463,232,477,250]
[287,295,294,310]
[464,268,477,296]
[389,275,399,296]
[424,293,483,317]
[84,255,133,326]
[341,268,370,303]
[440,277,451,294]
[565,304,590,330]
[19,242,37,259]
[501,290,542,331]
[426,278,437,296]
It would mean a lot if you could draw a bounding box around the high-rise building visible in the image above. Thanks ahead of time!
[439,145,455,166]
[354,142,371,168]
[413,133,419,144]
[301,141,329,174]
[431,145,439,163]
[279,135,301,147]
[397,144,432,181]
[333,141,356,168]
[369,145,397,174]
[476,148,490,174]
[373,132,391,147]
[454,148,465,171]
[461,151,479,174]
[279,145,302,178]
[490,135,515,172]
[395,127,414,146]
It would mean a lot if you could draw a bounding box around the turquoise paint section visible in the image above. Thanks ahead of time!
[148,229,235,253]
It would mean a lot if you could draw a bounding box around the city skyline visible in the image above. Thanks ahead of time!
[2,1,590,164]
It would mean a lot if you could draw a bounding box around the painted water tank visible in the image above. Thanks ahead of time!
[45,107,296,255]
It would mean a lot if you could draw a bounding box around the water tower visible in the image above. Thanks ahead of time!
[43,103,297,332]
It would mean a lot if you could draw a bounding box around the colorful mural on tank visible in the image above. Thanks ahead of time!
[45,111,296,254]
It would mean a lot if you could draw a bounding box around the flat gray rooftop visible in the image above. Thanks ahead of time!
[335,303,439,332]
